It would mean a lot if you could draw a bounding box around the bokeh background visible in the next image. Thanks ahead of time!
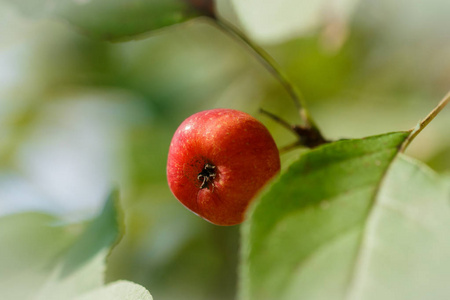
[1,0,449,299]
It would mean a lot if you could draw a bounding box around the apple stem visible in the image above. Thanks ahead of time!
[259,108,295,132]
[213,18,321,131]
[400,91,450,152]
[279,141,303,154]
[260,108,329,149]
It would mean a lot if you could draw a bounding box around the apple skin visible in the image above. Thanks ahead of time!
[167,108,280,226]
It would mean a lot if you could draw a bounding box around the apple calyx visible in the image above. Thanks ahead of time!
[197,163,216,190]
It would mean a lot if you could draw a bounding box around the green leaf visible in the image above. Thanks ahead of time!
[2,0,213,41]
[342,154,450,300]
[0,191,126,300]
[75,280,152,300]
[240,131,448,300]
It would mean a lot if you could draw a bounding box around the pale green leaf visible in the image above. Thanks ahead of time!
[0,192,123,300]
[75,280,152,300]
[230,0,359,44]
[342,154,450,300]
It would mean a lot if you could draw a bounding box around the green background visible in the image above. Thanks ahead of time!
[0,1,449,299]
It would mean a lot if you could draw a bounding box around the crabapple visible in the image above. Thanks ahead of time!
[166,108,280,226]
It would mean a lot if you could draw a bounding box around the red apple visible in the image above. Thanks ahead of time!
[167,108,280,226]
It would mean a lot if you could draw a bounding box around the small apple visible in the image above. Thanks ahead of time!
[167,108,280,226]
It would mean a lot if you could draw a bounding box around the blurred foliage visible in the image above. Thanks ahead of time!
[1,0,213,41]
[75,281,153,300]
[230,0,359,45]
[0,192,125,300]
[0,0,450,299]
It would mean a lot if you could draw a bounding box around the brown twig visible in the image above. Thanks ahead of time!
[400,91,450,152]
